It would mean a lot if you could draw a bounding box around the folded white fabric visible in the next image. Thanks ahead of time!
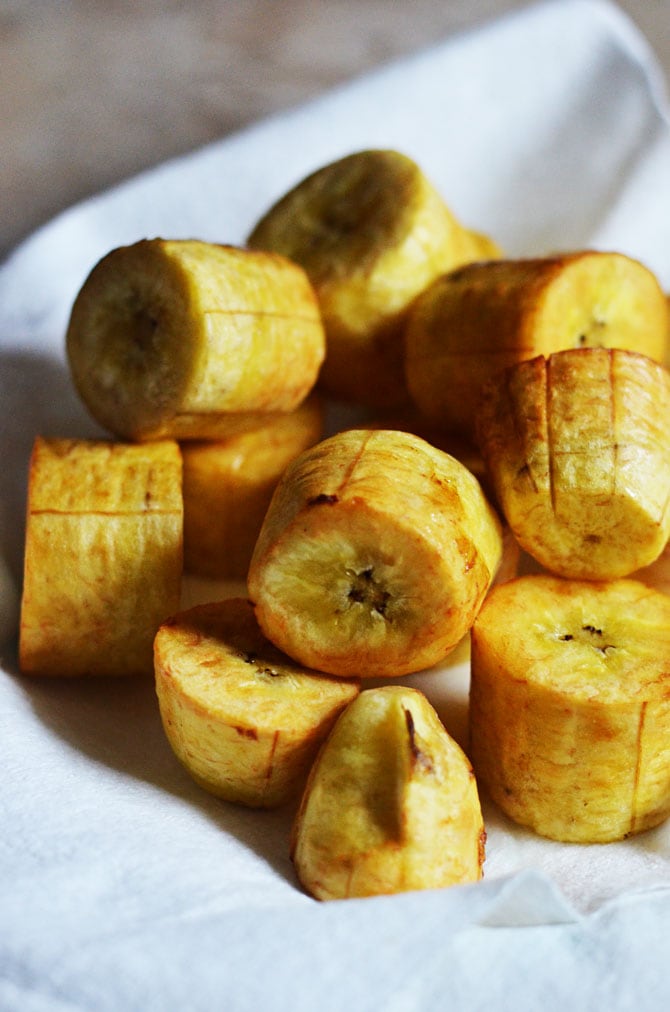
[1,1,670,1009]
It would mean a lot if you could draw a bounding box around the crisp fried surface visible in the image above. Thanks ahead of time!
[477,347,670,579]
[473,574,670,702]
[470,573,670,842]
[19,437,183,676]
[249,428,502,677]
[155,598,358,732]
[27,437,183,513]
[182,394,324,578]
[66,239,325,439]
[249,150,483,406]
[154,598,359,807]
[292,685,484,899]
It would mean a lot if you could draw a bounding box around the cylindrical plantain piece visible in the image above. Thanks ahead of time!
[182,394,324,579]
[469,574,670,843]
[405,250,669,439]
[66,239,326,441]
[248,149,495,408]
[291,685,485,900]
[154,598,359,808]
[247,428,503,679]
[476,347,670,580]
[19,436,183,676]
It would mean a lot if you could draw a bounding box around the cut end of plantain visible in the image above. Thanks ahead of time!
[154,598,359,808]
[249,149,486,408]
[248,427,502,678]
[66,239,325,440]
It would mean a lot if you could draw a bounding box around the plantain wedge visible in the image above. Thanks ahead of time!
[469,574,670,843]
[66,239,325,441]
[247,427,503,678]
[291,685,485,899]
[248,149,497,407]
[154,598,359,808]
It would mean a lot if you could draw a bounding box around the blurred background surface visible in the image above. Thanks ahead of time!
[2,0,669,258]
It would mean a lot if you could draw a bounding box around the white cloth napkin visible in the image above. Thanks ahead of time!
[2,1,670,1008]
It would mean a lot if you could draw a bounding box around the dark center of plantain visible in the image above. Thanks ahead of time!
[575,316,606,347]
[297,160,413,282]
[120,292,162,376]
[346,566,391,617]
[558,623,615,655]
[131,307,159,351]
[240,650,281,678]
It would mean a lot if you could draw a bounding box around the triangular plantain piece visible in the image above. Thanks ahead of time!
[291,685,485,899]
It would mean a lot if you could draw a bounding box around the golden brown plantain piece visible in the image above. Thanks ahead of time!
[19,436,183,676]
[469,574,670,843]
[292,685,485,899]
[405,250,669,439]
[248,149,498,407]
[475,347,670,580]
[154,597,359,807]
[248,427,503,678]
[66,238,325,440]
[182,394,324,579]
